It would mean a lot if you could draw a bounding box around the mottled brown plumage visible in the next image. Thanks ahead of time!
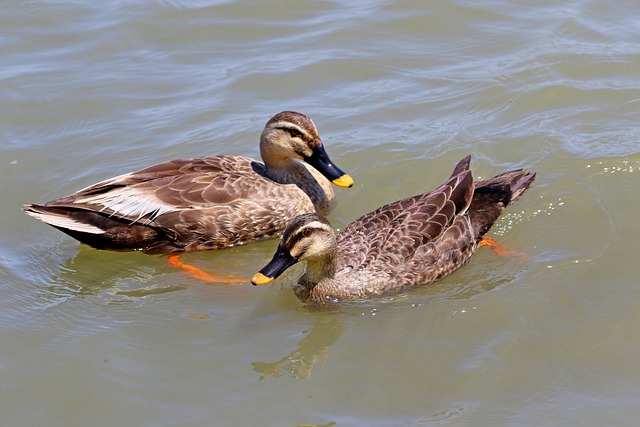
[252,156,535,304]
[24,111,353,253]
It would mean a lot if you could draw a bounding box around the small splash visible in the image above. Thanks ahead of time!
[451,306,477,316]
[491,195,565,236]
[587,158,640,176]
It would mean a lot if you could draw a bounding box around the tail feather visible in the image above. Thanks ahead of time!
[509,171,537,203]
[23,204,105,234]
[23,203,163,251]
[469,168,536,240]
[449,155,471,178]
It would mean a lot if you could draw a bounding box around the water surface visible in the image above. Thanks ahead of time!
[2,1,640,426]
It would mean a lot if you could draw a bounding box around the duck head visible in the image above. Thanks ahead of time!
[260,111,353,188]
[251,213,338,285]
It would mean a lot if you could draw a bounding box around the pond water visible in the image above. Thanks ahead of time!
[2,1,640,426]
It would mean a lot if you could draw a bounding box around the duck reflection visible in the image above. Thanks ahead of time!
[252,314,345,380]
[45,245,188,300]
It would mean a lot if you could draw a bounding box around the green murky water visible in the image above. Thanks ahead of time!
[2,1,640,426]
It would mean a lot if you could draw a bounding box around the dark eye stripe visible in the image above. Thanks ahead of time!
[288,128,304,139]
[286,229,312,247]
[281,216,332,248]
[277,125,308,141]
[285,226,325,248]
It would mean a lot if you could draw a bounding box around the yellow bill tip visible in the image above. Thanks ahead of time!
[251,272,275,285]
[332,174,354,188]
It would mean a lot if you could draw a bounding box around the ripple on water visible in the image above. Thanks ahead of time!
[3,0,640,425]
[1,238,200,344]
[0,238,78,334]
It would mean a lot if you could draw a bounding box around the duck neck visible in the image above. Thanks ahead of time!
[260,143,335,215]
[299,249,338,289]
[259,139,297,175]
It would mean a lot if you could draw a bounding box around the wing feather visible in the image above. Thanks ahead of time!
[337,168,475,277]
[59,156,260,223]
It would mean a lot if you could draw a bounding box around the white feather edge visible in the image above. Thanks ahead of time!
[76,187,175,223]
[24,210,104,234]
[25,187,177,235]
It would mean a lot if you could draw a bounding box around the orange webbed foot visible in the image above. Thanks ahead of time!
[480,237,527,260]
[167,254,246,284]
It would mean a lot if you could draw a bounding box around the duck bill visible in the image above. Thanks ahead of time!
[251,245,299,286]
[304,143,354,188]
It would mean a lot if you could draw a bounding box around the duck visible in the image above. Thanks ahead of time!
[251,156,535,304]
[24,111,354,254]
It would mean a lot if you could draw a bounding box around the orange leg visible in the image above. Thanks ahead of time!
[480,237,527,260]
[167,254,245,284]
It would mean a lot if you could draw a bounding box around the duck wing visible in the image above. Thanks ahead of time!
[336,156,475,281]
[24,155,315,252]
[29,156,257,222]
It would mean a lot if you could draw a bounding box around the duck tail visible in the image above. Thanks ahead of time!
[24,204,106,234]
[475,169,536,206]
[23,203,164,252]
[449,155,471,177]
[468,168,536,240]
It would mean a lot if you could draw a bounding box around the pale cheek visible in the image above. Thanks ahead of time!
[306,241,328,257]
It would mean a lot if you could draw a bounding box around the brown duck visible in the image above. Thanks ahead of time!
[251,156,535,304]
[24,111,353,254]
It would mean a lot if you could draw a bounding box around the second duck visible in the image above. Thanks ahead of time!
[24,111,353,253]
[251,156,535,304]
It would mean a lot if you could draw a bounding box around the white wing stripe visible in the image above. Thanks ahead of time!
[77,188,175,223]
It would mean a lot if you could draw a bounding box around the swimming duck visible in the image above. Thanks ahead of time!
[24,111,353,253]
[251,156,535,304]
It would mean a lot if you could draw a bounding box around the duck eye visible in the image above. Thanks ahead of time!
[302,228,313,237]
[288,129,304,139]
